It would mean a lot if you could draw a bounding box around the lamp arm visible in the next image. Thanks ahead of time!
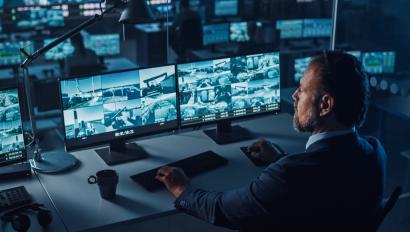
[20,4,117,68]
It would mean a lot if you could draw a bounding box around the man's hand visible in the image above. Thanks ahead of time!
[155,166,190,198]
[248,139,281,163]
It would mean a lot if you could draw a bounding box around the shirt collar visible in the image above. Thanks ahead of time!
[306,127,356,150]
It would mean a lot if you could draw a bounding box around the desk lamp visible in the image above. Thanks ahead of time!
[19,0,153,173]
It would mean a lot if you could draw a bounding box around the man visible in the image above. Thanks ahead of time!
[156,51,386,231]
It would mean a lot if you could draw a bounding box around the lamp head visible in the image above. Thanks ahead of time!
[106,0,154,24]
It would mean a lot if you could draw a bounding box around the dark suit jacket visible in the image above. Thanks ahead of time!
[174,132,386,231]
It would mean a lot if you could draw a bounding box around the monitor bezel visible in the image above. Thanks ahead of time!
[176,51,281,129]
[0,86,28,167]
[59,65,179,152]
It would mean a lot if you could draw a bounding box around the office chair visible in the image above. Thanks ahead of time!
[174,17,203,62]
[372,186,402,231]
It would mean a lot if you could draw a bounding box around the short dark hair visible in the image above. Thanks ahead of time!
[309,51,370,128]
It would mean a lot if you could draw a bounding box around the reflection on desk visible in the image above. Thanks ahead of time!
[34,113,307,231]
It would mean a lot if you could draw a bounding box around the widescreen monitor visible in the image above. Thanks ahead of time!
[44,38,74,60]
[0,88,26,166]
[14,8,64,29]
[276,19,304,39]
[177,52,280,144]
[202,23,230,46]
[294,56,311,83]
[230,22,250,42]
[0,41,33,67]
[362,51,395,74]
[214,0,238,16]
[84,33,120,56]
[303,18,332,38]
[60,65,178,165]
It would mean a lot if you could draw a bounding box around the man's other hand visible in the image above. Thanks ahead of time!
[156,166,190,198]
[248,139,281,163]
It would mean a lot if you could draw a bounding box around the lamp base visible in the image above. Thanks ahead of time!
[30,151,79,174]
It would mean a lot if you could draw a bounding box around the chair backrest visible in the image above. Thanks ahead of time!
[178,17,203,51]
[373,186,402,230]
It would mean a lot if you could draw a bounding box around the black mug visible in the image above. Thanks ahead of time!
[88,169,119,200]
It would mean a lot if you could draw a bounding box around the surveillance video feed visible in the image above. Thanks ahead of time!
[230,22,250,42]
[294,56,312,82]
[61,65,177,140]
[0,89,25,163]
[178,52,280,126]
[362,51,395,74]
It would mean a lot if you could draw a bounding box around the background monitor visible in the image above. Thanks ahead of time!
[177,52,280,144]
[202,23,230,46]
[44,38,74,60]
[294,56,312,83]
[214,0,238,17]
[276,19,304,39]
[0,88,26,166]
[0,41,33,66]
[362,51,396,74]
[84,33,120,56]
[14,8,64,29]
[3,0,100,7]
[347,50,362,60]
[60,65,178,164]
[230,21,250,42]
[303,18,332,38]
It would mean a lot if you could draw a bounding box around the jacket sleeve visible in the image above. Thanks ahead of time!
[174,161,287,229]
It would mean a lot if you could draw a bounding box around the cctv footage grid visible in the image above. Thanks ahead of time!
[0,89,25,164]
[178,52,280,126]
[60,66,178,143]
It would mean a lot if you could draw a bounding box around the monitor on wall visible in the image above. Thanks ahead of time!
[177,52,281,144]
[60,65,178,165]
[214,0,238,17]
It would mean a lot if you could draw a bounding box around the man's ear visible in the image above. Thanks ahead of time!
[319,94,335,117]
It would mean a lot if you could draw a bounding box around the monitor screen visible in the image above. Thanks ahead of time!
[0,41,33,66]
[276,19,304,39]
[0,88,26,166]
[3,0,99,7]
[347,50,362,60]
[14,8,64,29]
[294,56,312,82]
[362,51,395,74]
[84,33,120,56]
[44,38,74,60]
[177,52,280,126]
[202,23,230,46]
[230,22,250,42]
[303,18,332,38]
[214,0,238,16]
[60,65,178,150]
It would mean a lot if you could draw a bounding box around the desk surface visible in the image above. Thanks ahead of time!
[0,174,67,232]
[35,113,308,232]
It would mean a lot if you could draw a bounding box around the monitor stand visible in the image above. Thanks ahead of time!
[95,139,149,165]
[203,120,254,145]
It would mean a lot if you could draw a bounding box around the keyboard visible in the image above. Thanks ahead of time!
[130,150,228,191]
[0,186,32,212]
[240,142,286,167]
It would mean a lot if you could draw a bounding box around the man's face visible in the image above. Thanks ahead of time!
[292,65,322,132]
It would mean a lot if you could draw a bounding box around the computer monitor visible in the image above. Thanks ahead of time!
[230,22,250,42]
[303,18,332,38]
[60,65,178,165]
[44,38,74,61]
[84,33,120,56]
[177,52,280,144]
[202,23,230,46]
[294,56,312,83]
[214,0,238,17]
[14,8,64,29]
[347,50,362,60]
[362,51,395,74]
[4,0,99,7]
[0,88,26,166]
[276,19,304,39]
[0,41,33,67]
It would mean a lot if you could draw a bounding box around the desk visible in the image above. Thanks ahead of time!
[35,113,308,231]
[0,174,67,232]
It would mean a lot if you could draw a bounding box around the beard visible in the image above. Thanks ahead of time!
[293,104,321,133]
